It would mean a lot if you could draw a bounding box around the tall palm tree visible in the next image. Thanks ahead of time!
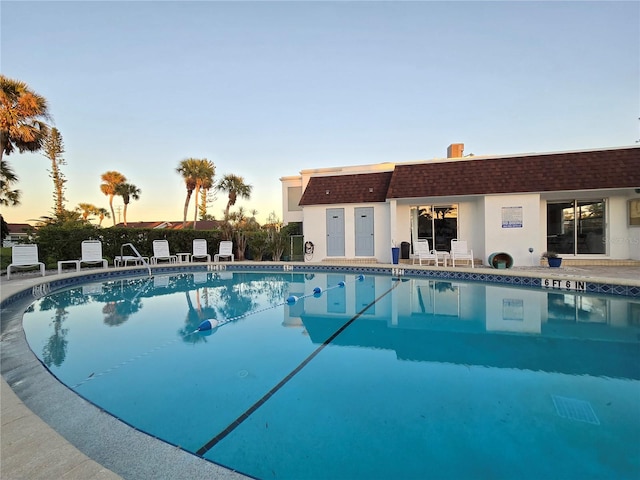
[96,207,110,226]
[100,171,126,226]
[176,158,199,227]
[217,174,252,218]
[176,158,203,227]
[115,182,141,226]
[0,74,51,164]
[0,159,20,206]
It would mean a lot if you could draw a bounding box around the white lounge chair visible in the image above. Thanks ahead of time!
[191,239,211,262]
[214,241,234,262]
[450,239,474,268]
[79,240,108,270]
[412,239,439,266]
[7,244,46,280]
[151,240,177,264]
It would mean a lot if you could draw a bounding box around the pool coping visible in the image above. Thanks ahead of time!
[2,262,640,479]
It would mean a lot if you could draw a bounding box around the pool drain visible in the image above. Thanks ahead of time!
[552,395,600,425]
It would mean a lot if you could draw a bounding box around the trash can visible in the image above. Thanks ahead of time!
[391,247,400,265]
[488,252,514,269]
[400,241,410,260]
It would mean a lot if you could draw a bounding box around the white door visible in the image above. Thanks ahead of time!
[326,208,345,257]
[354,207,374,257]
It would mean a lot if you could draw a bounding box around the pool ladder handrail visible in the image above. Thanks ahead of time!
[120,243,152,277]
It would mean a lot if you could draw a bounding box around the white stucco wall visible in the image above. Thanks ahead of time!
[483,194,541,267]
[302,203,392,262]
[457,200,485,261]
[608,196,640,260]
[280,176,303,225]
[629,227,640,260]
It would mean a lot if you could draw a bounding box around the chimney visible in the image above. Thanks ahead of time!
[447,143,464,158]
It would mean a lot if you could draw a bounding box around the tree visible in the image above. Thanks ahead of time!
[77,203,96,222]
[115,182,141,226]
[176,158,214,228]
[176,158,199,227]
[0,159,20,206]
[96,207,110,226]
[217,174,252,218]
[191,159,215,229]
[0,75,51,164]
[100,171,126,226]
[44,127,66,216]
[0,214,9,244]
[198,175,215,222]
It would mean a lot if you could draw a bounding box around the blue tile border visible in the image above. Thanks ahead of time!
[1,264,638,312]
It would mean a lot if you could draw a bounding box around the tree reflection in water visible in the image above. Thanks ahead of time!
[102,298,143,326]
[43,307,69,367]
[33,273,299,360]
[38,290,84,367]
[180,288,218,343]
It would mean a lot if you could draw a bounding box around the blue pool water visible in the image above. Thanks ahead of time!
[21,271,640,479]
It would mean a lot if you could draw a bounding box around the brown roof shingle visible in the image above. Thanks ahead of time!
[387,147,640,198]
[299,172,393,206]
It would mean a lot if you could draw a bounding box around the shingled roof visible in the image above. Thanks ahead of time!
[387,147,640,199]
[299,171,393,206]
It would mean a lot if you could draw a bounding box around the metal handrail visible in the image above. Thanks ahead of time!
[119,243,152,277]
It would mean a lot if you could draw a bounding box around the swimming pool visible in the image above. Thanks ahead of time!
[19,270,640,479]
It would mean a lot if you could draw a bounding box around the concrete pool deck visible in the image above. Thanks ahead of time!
[2,264,639,479]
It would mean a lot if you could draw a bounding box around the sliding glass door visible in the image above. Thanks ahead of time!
[546,200,605,255]
[410,205,458,252]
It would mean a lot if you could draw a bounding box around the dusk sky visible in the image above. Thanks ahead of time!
[2,0,638,226]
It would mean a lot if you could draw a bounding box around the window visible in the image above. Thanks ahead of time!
[411,205,458,252]
[287,186,302,212]
[546,199,605,255]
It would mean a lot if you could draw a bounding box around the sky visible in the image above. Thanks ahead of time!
[1,0,638,226]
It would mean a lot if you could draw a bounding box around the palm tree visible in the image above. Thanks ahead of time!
[100,171,126,226]
[177,158,214,228]
[77,203,96,222]
[176,158,199,227]
[96,207,110,226]
[0,159,20,206]
[115,182,141,226]
[0,74,51,164]
[217,174,253,218]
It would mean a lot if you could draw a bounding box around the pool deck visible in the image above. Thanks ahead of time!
[2,263,639,479]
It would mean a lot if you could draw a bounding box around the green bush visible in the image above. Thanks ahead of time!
[247,230,269,261]
[3,223,302,271]
[31,226,226,268]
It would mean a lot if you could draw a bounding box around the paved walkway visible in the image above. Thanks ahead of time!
[1,265,639,479]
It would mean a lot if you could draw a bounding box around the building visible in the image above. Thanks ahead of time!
[281,144,640,266]
[3,223,34,247]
